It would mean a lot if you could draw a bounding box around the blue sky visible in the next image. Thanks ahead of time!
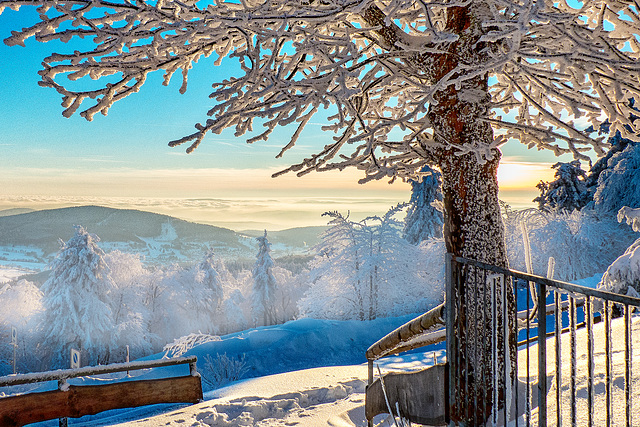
[0,8,571,229]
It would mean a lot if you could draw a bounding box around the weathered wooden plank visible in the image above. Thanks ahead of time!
[365,364,448,426]
[0,375,202,427]
[0,356,197,388]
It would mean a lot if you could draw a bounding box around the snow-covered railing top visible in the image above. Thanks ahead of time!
[456,256,640,308]
[0,355,198,388]
[366,303,445,361]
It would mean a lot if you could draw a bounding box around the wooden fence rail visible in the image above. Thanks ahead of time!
[0,356,202,427]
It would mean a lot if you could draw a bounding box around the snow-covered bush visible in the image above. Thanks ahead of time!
[163,333,222,358]
[504,209,636,281]
[599,207,640,295]
[201,353,248,390]
[299,209,445,320]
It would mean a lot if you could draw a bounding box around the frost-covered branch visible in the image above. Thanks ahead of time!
[3,0,640,178]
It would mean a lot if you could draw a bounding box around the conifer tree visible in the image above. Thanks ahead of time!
[39,226,115,369]
[251,231,277,327]
[534,160,590,212]
[196,248,225,311]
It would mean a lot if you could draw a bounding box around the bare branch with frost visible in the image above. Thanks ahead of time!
[3,0,640,179]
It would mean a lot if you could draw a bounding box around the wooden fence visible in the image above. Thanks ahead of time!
[0,356,202,426]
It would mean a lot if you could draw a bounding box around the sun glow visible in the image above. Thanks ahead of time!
[497,160,554,191]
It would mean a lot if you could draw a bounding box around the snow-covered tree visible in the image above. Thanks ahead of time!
[103,251,154,362]
[195,248,225,313]
[39,226,115,369]
[534,160,590,213]
[6,1,640,420]
[251,231,277,327]
[301,207,443,320]
[591,140,640,214]
[403,166,444,243]
[0,279,43,375]
[504,208,636,281]
[598,207,640,295]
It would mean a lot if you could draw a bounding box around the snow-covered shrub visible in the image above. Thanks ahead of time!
[299,209,445,320]
[504,209,636,281]
[599,207,640,295]
[201,353,248,390]
[163,333,222,358]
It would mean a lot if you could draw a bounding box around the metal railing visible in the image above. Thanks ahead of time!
[448,254,640,426]
[365,254,640,426]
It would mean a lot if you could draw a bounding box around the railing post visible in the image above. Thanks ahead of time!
[445,252,455,425]
[537,281,547,426]
[367,359,374,427]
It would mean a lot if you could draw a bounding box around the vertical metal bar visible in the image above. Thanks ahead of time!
[473,265,479,426]
[555,290,562,427]
[503,273,508,426]
[445,253,455,424]
[492,274,498,427]
[586,296,594,427]
[538,281,547,426]
[570,296,576,427]
[625,304,631,427]
[605,300,612,427]
[526,282,531,427]
[367,359,374,427]
[514,277,519,427]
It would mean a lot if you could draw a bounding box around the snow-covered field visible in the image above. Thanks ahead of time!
[110,316,640,427]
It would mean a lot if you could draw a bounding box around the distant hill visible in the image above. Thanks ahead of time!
[0,206,248,262]
[0,206,317,268]
[0,208,35,217]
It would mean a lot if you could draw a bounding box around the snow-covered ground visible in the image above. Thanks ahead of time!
[109,316,640,427]
[0,264,35,283]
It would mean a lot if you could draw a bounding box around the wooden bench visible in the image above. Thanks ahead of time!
[0,356,202,426]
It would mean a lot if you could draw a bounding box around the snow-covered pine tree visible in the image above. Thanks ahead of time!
[534,160,590,213]
[403,166,444,243]
[196,248,225,314]
[7,2,640,421]
[251,231,277,327]
[39,226,115,369]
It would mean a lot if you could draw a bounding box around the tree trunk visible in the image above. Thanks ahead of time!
[426,5,516,424]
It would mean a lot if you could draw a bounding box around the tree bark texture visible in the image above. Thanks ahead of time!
[362,3,517,424]
[428,5,516,424]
